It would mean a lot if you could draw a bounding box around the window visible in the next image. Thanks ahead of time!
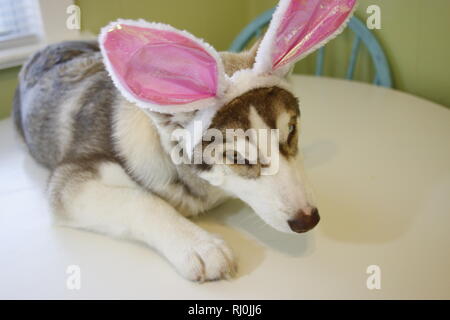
[0,0,43,49]
[0,0,81,69]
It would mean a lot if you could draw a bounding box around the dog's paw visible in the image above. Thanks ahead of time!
[173,236,237,282]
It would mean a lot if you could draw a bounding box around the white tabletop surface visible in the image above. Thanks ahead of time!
[0,75,449,299]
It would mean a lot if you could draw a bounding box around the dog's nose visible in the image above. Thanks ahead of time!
[288,207,320,233]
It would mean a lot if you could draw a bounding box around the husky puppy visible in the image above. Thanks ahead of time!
[13,0,355,281]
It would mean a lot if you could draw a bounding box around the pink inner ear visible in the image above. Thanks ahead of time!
[103,24,218,105]
[272,0,356,70]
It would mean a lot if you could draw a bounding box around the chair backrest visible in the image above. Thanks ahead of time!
[229,8,392,88]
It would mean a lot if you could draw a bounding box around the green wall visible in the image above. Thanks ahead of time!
[0,66,20,119]
[1,0,449,119]
[76,0,248,52]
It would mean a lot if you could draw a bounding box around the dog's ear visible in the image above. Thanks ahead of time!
[253,0,356,76]
[220,39,261,77]
[247,38,262,61]
[99,20,226,114]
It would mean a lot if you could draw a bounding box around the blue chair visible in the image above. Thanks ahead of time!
[229,8,392,88]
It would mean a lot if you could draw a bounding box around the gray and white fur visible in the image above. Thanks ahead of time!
[13,41,319,281]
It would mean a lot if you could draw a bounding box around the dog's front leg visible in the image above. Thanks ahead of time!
[49,161,236,281]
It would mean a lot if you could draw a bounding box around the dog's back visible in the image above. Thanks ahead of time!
[13,41,116,168]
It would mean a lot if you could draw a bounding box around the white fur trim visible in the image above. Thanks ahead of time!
[253,0,291,75]
[99,19,229,114]
[274,1,358,76]
[253,0,357,76]
[226,69,292,102]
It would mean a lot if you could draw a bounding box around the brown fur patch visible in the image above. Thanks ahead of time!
[210,86,299,131]
[196,86,300,176]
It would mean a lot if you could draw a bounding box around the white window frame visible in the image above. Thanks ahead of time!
[0,0,83,69]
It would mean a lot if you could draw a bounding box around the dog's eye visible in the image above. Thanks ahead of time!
[287,122,297,145]
[288,124,296,134]
[225,151,251,165]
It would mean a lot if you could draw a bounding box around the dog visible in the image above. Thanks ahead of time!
[13,0,355,281]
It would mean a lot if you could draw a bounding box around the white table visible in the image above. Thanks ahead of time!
[1,75,449,299]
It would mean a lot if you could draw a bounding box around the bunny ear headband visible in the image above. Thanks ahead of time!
[100,0,356,122]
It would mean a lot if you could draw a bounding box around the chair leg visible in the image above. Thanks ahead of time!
[315,47,325,76]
